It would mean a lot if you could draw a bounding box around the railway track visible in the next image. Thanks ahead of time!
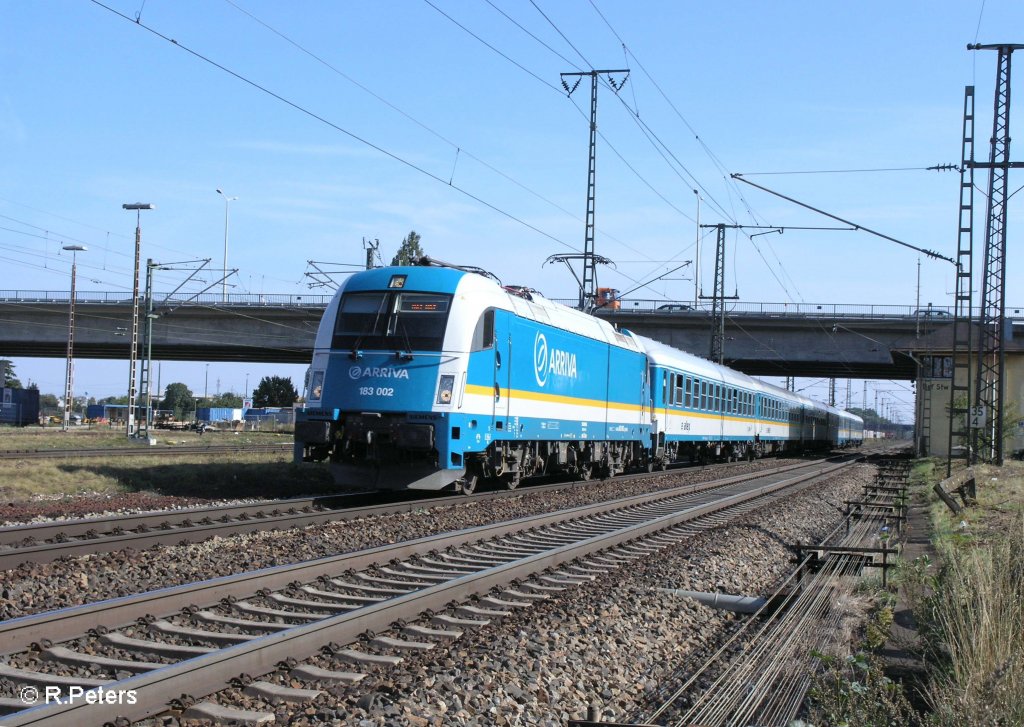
[0,454,859,726]
[636,455,913,726]
[0,443,292,460]
[0,457,823,572]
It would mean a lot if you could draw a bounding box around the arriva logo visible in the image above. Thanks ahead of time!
[533,331,577,387]
[348,366,411,380]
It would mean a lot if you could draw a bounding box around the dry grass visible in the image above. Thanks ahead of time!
[0,425,291,451]
[917,460,1024,726]
[0,453,336,502]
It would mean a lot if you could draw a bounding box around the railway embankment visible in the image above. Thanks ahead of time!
[0,460,793,621]
[172,462,876,725]
[808,458,1024,727]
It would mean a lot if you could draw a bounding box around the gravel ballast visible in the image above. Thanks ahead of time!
[0,460,790,620]
[179,462,878,726]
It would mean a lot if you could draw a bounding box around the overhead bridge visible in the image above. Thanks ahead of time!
[3,292,1019,378]
[0,292,327,365]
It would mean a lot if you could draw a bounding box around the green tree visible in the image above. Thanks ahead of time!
[390,230,424,266]
[208,392,243,408]
[160,382,195,419]
[847,407,889,430]
[38,392,60,415]
[253,376,298,407]
[1,359,22,388]
[98,395,129,405]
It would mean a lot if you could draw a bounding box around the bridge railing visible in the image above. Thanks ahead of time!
[0,291,334,307]
[556,299,1024,320]
[2,292,1022,319]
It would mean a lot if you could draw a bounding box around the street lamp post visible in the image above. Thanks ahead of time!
[693,189,701,306]
[216,189,238,303]
[62,244,87,431]
[123,203,155,438]
[205,363,210,402]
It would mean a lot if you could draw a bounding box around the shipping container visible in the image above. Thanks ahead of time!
[197,407,243,422]
[0,387,40,426]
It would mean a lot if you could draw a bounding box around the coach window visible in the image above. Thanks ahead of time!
[715,384,722,413]
[674,374,683,406]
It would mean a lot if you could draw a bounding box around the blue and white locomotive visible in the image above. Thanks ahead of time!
[295,261,863,493]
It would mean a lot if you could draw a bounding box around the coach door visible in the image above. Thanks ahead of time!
[716,382,725,440]
[492,312,511,433]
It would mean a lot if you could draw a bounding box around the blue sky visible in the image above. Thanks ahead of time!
[2,0,1021,420]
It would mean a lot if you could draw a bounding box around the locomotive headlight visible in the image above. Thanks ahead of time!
[436,374,455,405]
[309,371,325,402]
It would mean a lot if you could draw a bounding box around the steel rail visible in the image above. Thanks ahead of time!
[0,458,833,655]
[0,444,292,460]
[0,495,342,546]
[0,457,822,570]
[2,458,856,726]
[646,457,907,726]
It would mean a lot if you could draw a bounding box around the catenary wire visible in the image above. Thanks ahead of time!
[89,0,582,258]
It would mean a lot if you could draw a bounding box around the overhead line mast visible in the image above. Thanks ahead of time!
[967,43,1024,465]
[559,68,629,311]
[947,86,975,474]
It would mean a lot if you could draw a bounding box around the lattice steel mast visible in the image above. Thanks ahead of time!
[559,69,628,311]
[968,43,1024,465]
[946,86,976,475]
[699,223,739,364]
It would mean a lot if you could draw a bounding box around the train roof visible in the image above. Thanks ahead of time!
[633,333,863,417]
[319,265,643,353]
[320,266,863,424]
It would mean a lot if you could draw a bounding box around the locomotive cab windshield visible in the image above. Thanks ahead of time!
[332,290,452,353]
